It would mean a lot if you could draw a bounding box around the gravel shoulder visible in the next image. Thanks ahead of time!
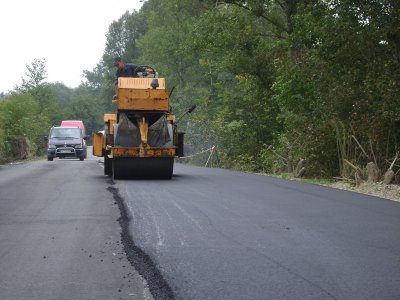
[329,181,400,202]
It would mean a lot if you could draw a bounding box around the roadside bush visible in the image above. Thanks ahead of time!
[0,93,46,160]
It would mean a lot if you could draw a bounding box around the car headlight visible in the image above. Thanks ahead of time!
[74,144,83,149]
[48,144,56,149]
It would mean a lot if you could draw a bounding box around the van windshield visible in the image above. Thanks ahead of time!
[51,128,81,139]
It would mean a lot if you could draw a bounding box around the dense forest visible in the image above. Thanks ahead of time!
[1,0,399,182]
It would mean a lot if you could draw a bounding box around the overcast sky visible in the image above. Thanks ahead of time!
[0,0,144,93]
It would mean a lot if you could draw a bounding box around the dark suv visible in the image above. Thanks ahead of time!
[46,126,87,161]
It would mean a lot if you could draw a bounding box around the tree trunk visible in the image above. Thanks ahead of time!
[367,162,380,183]
[287,157,293,173]
[294,159,305,177]
[10,136,31,160]
[355,171,362,187]
[383,169,395,185]
[295,167,306,178]
[383,152,399,185]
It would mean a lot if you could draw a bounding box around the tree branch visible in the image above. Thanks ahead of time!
[389,151,399,170]
[351,135,370,160]
[222,1,289,34]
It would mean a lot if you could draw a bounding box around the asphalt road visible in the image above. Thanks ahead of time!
[114,164,400,300]
[0,151,153,300]
[1,154,400,300]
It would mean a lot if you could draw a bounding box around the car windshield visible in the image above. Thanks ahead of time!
[50,128,81,139]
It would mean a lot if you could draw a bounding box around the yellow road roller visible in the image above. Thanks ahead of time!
[93,76,188,179]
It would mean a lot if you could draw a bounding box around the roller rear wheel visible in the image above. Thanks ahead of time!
[104,155,112,176]
[112,157,174,180]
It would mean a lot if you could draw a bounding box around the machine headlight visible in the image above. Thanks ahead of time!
[48,144,56,149]
[74,144,83,149]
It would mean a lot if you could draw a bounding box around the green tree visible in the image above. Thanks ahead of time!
[64,85,104,136]
[271,0,400,176]
[14,59,64,126]
[0,93,44,159]
[78,0,400,179]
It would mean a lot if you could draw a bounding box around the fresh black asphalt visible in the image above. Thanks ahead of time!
[1,156,400,300]
[115,164,400,300]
